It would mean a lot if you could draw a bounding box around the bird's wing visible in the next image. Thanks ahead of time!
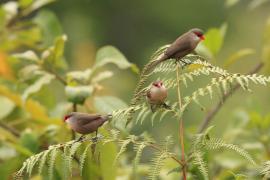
[165,34,192,58]
[76,114,101,126]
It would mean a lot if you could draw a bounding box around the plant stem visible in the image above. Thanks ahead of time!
[198,62,264,133]
[71,103,77,140]
[0,121,20,137]
[147,142,184,166]
[176,63,187,180]
[44,68,67,85]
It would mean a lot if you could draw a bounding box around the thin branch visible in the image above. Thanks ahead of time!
[44,68,67,85]
[176,63,187,180]
[147,142,184,166]
[198,62,264,133]
[0,121,20,137]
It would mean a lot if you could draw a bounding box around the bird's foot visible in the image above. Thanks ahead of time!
[75,135,85,142]
[162,103,171,110]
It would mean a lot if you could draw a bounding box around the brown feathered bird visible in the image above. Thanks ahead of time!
[146,80,169,112]
[149,28,205,70]
[64,112,111,140]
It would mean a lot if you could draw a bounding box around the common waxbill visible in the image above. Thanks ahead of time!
[64,112,111,139]
[146,80,169,112]
[150,28,205,69]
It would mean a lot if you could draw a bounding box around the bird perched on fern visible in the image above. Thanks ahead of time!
[146,80,170,112]
[149,28,205,70]
[64,112,112,141]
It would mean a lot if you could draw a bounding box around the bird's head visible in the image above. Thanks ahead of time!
[190,28,205,41]
[63,113,73,122]
[152,81,164,88]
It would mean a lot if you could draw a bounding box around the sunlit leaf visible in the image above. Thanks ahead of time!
[224,48,255,68]
[0,51,13,79]
[19,0,33,8]
[65,85,94,104]
[202,23,227,57]
[94,45,138,73]
[0,96,15,119]
[53,34,67,62]
[22,73,55,101]
[0,85,60,125]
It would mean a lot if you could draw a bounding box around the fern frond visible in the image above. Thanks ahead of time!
[114,139,132,164]
[133,142,147,175]
[48,148,58,180]
[205,138,256,165]
[62,145,70,179]
[79,143,92,175]
[68,142,82,174]
[192,150,209,180]
[183,73,270,111]
[26,153,42,177]
[148,151,169,180]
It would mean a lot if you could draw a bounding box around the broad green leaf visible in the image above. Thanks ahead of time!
[22,73,55,101]
[12,50,39,62]
[202,23,227,56]
[65,85,94,104]
[66,69,92,85]
[42,35,68,69]
[94,46,138,73]
[0,96,15,119]
[224,48,255,68]
[94,96,128,114]
[34,10,62,47]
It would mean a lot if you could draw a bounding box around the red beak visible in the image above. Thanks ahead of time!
[200,35,205,41]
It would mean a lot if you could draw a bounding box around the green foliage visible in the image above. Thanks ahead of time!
[2,0,270,179]
[201,23,227,58]
[94,45,139,73]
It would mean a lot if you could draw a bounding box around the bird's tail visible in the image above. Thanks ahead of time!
[146,54,168,73]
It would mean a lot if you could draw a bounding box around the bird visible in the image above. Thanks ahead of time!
[63,112,111,141]
[146,80,170,112]
[149,28,205,70]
